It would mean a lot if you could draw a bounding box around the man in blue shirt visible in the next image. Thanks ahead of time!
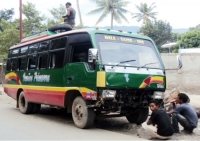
[168,93,198,133]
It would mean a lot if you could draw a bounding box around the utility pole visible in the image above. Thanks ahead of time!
[20,0,23,41]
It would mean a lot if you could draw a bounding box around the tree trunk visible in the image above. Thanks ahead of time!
[111,10,113,29]
[76,0,83,27]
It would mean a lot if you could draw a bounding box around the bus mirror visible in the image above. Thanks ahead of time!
[177,55,182,69]
[88,48,98,63]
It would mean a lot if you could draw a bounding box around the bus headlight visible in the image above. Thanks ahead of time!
[152,91,164,99]
[102,90,116,99]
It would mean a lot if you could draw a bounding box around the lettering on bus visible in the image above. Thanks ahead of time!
[120,37,133,43]
[100,35,151,46]
[137,40,145,44]
[22,72,50,82]
[34,72,50,82]
[23,73,33,82]
[104,36,116,41]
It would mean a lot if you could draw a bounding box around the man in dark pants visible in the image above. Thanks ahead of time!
[62,2,76,28]
[168,93,198,133]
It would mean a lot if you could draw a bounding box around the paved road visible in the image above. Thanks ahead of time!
[0,87,146,140]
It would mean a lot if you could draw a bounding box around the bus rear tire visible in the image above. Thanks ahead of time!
[18,91,34,114]
[72,96,95,129]
[126,108,149,125]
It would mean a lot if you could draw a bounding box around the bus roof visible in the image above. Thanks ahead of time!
[10,28,152,50]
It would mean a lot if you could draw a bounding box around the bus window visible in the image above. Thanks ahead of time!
[51,37,67,50]
[11,58,19,71]
[38,53,48,69]
[50,50,65,69]
[28,55,37,70]
[19,56,27,71]
[71,43,91,63]
[11,49,19,57]
[29,44,38,54]
[38,41,50,52]
[6,59,11,71]
[20,46,28,55]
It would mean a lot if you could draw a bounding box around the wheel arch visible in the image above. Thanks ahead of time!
[64,90,82,113]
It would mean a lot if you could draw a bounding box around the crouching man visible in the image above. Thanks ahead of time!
[147,100,174,140]
[167,93,198,133]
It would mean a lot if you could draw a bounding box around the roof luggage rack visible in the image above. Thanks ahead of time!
[20,24,72,43]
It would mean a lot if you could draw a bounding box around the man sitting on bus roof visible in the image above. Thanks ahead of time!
[62,2,76,28]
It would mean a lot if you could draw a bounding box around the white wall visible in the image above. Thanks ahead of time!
[161,53,200,94]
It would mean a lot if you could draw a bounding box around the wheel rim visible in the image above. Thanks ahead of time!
[74,104,84,120]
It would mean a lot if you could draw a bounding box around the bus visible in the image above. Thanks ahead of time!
[3,25,180,129]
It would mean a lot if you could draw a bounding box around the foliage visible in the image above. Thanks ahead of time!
[0,8,15,32]
[88,0,130,29]
[132,3,157,24]
[47,4,66,27]
[22,2,46,36]
[189,24,200,31]
[170,33,179,42]
[0,8,14,22]
[139,20,172,52]
[0,19,20,56]
[172,30,200,53]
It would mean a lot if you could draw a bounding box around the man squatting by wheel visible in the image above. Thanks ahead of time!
[167,93,198,133]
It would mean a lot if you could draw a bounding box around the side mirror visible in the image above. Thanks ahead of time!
[177,55,182,69]
[88,48,98,63]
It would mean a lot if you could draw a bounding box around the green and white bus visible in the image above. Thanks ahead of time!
[4,25,180,129]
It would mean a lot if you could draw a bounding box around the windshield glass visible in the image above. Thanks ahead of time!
[96,34,163,69]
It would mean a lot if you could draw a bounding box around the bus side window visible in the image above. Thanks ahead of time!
[19,56,27,71]
[29,44,38,54]
[38,53,48,69]
[71,43,91,63]
[50,50,65,69]
[6,59,11,71]
[51,37,67,50]
[11,58,19,71]
[11,49,19,57]
[38,41,50,52]
[28,55,37,70]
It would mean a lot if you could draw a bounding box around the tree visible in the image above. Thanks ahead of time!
[88,0,130,29]
[47,4,66,26]
[189,24,200,31]
[0,8,14,21]
[0,8,15,32]
[139,20,172,52]
[132,3,158,24]
[22,2,46,36]
[172,31,200,53]
[0,19,19,55]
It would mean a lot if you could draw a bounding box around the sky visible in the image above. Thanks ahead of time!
[0,0,200,29]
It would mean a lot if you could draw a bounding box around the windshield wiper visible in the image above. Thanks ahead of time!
[111,60,136,68]
[137,62,158,70]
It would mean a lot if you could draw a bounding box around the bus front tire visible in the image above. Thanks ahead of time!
[18,91,34,114]
[126,108,149,125]
[72,96,95,129]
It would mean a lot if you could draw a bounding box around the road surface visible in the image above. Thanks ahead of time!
[0,87,146,140]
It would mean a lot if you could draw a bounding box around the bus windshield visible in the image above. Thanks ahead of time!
[95,34,163,69]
